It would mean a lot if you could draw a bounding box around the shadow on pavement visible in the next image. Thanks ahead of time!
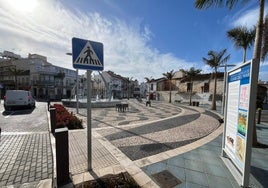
[2,107,35,116]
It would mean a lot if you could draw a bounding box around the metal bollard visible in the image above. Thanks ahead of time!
[50,108,56,134]
[55,127,70,186]
[47,101,50,111]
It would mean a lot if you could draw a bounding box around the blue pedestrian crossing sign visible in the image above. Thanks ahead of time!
[72,37,104,70]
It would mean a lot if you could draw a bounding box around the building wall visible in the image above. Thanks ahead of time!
[0,51,77,100]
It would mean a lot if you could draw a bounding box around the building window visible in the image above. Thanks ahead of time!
[204,83,209,93]
[187,82,192,92]
[150,84,153,91]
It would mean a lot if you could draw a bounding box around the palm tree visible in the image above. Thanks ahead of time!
[180,67,202,105]
[144,77,154,100]
[195,0,265,148]
[202,49,230,110]
[227,26,256,63]
[195,0,264,63]
[163,70,175,103]
[8,67,24,89]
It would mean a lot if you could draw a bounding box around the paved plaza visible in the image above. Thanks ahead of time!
[0,99,267,187]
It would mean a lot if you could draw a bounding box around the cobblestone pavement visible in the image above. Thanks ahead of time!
[96,104,221,161]
[68,100,222,177]
[67,99,183,128]
[0,102,53,187]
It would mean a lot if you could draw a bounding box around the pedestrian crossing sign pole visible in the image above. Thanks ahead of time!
[72,37,104,171]
[72,37,104,71]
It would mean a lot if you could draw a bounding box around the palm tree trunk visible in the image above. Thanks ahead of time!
[243,48,247,63]
[252,0,265,147]
[189,78,192,105]
[211,72,217,110]
[169,80,171,103]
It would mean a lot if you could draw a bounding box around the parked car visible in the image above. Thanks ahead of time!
[4,90,35,110]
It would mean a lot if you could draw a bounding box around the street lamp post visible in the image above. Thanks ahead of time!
[66,53,79,114]
[219,63,235,115]
[94,78,101,100]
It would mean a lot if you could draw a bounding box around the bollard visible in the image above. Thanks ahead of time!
[55,127,70,186]
[47,100,50,111]
[50,108,56,134]
[257,108,262,124]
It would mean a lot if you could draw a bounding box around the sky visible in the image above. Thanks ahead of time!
[0,0,267,82]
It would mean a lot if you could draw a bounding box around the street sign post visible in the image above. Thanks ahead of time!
[72,37,104,171]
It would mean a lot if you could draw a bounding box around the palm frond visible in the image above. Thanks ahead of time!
[195,0,241,9]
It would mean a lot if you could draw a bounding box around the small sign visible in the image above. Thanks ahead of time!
[72,37,104,70]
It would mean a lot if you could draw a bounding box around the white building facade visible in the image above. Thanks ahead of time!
[0,51,76,100]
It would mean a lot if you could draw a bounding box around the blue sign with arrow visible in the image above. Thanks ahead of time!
[72,37,104,70]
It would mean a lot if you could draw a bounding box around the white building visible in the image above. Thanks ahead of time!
[0,51,77,100]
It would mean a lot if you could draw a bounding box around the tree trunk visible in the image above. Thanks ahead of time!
[189,79,192,105]
[252,0,265,147]
[169,80,171,103]
[211,71,217,110]
[15,74,18,90]
[243,48,247,63]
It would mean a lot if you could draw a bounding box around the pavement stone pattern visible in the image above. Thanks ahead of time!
[0,133,53,187]
[67,100,222,177]
[62,100,268,187]
[69,130,119,175]
[0,102,53,187]
[96,104,221,161]
[68,99,183,128]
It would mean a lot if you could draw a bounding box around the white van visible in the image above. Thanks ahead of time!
[4,90,35,110]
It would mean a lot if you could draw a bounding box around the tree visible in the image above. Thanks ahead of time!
[227,26,256,63]
[8,67,24,89]
[126,77,133,99]
[195,0,264,62]
[55,71,65,99]
[163,70,175,103]
[180,67,202,105]
[202,49,230,110]
[195,0,265,149]
[144,77,154,100]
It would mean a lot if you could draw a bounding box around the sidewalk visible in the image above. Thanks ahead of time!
[67,102,268,188]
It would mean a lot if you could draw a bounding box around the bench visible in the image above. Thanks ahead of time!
[115,103,129,112]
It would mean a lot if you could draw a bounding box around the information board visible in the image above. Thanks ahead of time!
[222,60,258,187]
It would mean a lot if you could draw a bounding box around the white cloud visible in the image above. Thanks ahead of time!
[231,8,258,28]
[231,6,268,28]
[0,0,197,82]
